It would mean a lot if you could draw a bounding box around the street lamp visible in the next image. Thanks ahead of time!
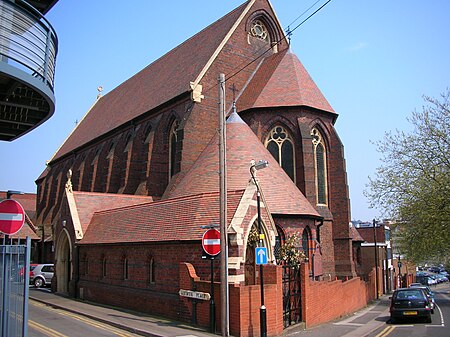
[373,219,379,299]
[250,160,269,337]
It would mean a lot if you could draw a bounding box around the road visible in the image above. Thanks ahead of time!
[367,283,450,337]
[28,294,140,337]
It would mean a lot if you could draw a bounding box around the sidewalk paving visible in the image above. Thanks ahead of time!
[29,288,391,337]
[29,288,216,337]
[282,296,391,337]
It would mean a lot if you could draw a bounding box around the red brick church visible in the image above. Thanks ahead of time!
[35,1,369,335]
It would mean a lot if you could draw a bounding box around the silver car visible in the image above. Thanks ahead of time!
[30,264,54,288]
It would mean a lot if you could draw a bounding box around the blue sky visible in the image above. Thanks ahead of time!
[1,0,449,221]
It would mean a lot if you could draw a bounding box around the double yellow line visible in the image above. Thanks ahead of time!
[375,325,396,337]
[29,300,136,337]
[29,320,67,337]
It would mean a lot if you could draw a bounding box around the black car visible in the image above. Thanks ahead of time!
[390,288,432,323]
[408,284,435,313]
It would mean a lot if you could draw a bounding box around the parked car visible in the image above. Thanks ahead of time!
[389,288,432,323]
[18,263,38,279]
[435,274,448,283]
[409,282,422,288]
[409,284,435,313]
[428,266,440,273]
[30,264,54,288]
[427,275,437,286]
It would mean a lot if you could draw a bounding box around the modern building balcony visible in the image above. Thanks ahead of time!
[0,0,58,141]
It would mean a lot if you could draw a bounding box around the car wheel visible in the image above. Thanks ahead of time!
[34,278,44,288]
[390,317,395,324]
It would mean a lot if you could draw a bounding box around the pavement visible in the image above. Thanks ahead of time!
[29,288,216,337]
[29,288,391,337]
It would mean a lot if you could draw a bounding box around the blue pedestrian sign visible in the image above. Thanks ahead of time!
[255,247,268,265]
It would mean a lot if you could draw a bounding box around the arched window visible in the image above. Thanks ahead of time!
[302,227,311,260]
[311,128,328,205]
[123,258,129,280]
[274,225,285,264]
[102,257,107,278]
[169,120,179,178]
[148,257,155,284]
[265,125,295,181]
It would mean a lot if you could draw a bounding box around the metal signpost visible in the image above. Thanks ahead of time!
[202,227,220,333]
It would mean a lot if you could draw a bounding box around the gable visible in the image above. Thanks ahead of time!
[51,2,250,162]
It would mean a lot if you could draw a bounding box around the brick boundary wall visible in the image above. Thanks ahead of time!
[300,263,377,328]
[180,262,283,337]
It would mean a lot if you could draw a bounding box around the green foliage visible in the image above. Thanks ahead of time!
[279,234,306,268]
[366,90,450,263]
[248,226,260,247]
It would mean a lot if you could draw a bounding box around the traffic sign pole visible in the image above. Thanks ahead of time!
[202,228,221,333]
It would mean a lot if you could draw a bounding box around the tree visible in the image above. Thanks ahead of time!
[366,89,450,263]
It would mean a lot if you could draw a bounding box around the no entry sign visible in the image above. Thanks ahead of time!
[0,199,25,235]
[202,228,220,256]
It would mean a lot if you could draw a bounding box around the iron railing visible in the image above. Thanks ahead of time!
[0,237,31,337]
[0,0,58,90]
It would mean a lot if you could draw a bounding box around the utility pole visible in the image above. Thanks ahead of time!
[218,73,229,337]
[373,219,379,299]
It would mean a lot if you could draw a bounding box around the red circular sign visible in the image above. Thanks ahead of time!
[202,228,221,256]
[0,199,25,235]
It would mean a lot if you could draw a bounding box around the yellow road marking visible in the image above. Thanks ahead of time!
[375,325,396,337]
[30,300,135,337]
[29,320,68,337]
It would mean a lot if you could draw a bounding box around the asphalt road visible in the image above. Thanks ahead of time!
[366,283,450,337]
[28,297,141,337]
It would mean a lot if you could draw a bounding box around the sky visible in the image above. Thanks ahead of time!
[1,0,449,221]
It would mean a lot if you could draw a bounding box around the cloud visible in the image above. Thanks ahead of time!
[347,42,368,52]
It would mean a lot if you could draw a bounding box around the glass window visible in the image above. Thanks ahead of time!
[265,125,295,181]
[302,228,310,260]
[311,128,328,205]
[169,120,179,178]
[149,258,155,284]
[123,258,129,280]
[251,19,270,42]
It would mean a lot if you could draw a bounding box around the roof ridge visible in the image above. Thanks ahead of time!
[73,191,153,198]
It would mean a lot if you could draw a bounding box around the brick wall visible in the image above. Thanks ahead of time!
[300,263,376,328]
[180,262,283,337]
[76,242,213,320]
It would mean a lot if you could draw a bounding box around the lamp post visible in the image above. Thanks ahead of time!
[250,160,269,337]
[373,219,379,299]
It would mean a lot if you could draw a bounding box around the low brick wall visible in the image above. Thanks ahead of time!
[180,262,283,337]
[300,264,376,328]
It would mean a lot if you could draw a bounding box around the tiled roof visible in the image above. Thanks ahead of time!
[1,222,39,240]
[167,111,320,217]
[238,49,335,113]
[0,192,36,214]
[72,191,153,234]
[350,225,365,242]
[78,190,244,245]
[51,2,249,162]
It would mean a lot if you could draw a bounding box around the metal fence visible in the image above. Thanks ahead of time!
[0,236,31,337]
